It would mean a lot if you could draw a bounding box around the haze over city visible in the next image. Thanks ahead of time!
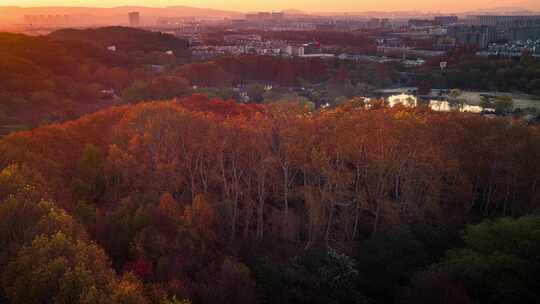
[3,0,540,12]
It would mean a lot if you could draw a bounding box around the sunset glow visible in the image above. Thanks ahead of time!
[4,0,540,12]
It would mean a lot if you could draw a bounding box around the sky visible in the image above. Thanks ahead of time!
[2,0,540,13]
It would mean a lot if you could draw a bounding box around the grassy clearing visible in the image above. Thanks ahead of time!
[457,92,540,109]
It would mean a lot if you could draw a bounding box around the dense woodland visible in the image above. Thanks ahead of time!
[1,95,540,303]
[0,29,190,130]
[49,27,191,58]
[420,49,540,95]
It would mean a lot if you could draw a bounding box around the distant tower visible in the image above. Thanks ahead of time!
[128,12,140,27]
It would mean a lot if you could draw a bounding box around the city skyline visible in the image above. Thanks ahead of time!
[3,0,540,13]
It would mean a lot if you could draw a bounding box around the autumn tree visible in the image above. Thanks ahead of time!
[2,232,116,304]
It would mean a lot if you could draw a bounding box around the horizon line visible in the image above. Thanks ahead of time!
[2,5,540,15]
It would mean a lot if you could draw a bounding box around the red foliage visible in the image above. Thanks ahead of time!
[124,258,154,281]
[175,55,328,86]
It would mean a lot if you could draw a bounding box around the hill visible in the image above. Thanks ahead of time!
[0,29,190,131]
[49,26,190,58]
[0,32,127,129]
[0,96,539,303]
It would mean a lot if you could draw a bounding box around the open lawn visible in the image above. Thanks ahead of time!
[458,91,540,109]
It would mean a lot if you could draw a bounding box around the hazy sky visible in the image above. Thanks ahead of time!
[3,0,540,12]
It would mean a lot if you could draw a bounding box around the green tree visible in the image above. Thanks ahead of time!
[436,215,540,304]
[256,248,368,304]
[494,96,514,115]
[0,164,86,255]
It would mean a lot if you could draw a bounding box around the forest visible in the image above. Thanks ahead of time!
[419,49,540,95]
[1,95,540,304]
[49,27,191,58]
[0,29,190,131]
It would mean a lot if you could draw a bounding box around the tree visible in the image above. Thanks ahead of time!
[182,194,218,255]
[527,79,540,96]
[197,257,256,304]
[400,269,473,304]
[247,84,266,103]
[158,193,181,220]
[255,248,368,304]
[448,89,462,101]
[72,144,106,203]
[110,273,148,304]
[2,232,116,304]
[0,164,87,270]
[0,164,47,200]
[121,76,192,103]
[494,96,514,115]
[356,227,429,303]
[436,215,540,304]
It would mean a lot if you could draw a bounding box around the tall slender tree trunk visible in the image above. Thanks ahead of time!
[257,172,266,240]
[372,200,381,238]
[282,165,289,239]
[325,203,335,246]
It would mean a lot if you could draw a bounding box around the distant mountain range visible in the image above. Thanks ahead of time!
[0,6,243,25]
[0,5,539,26]
[463,6,538,15]
[310,7,539,17]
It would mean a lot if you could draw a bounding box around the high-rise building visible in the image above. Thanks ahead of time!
[467,15,540,29]
[466,15,540,41]
[128,12,140,27]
